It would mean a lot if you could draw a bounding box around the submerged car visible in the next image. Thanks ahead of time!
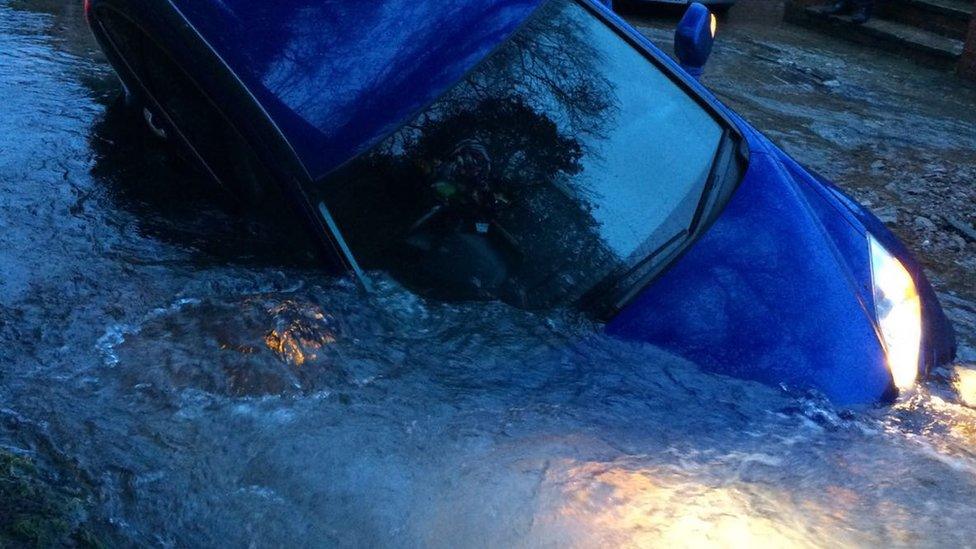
[84,0,954,404]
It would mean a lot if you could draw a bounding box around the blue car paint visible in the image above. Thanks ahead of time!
[84,0,955,404]
[608,146,897,404]
[673,3,714,77]
[782,153,957,374]
[583,0,953,403]
[166,0,544,181]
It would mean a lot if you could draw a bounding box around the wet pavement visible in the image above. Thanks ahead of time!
[1,0,975,546]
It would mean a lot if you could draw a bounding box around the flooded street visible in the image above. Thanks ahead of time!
[1,0,975,546]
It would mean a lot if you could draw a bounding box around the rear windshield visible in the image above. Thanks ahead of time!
[312,0,725,308]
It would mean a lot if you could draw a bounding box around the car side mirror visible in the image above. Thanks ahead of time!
[674,3,717,79]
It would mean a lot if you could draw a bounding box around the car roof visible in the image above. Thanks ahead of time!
[169,0,545,180]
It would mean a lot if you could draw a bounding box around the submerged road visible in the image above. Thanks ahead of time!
[0,0,975,546]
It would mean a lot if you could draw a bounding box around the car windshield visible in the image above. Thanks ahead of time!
[312,0,728,309]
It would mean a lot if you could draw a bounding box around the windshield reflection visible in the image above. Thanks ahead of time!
[314,0,725,309]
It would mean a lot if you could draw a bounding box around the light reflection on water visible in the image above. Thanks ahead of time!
[540,460,842,548]
[885,388,976,472]
[953,366,976,408]
[262,300,338,367]
[1,1,975,547]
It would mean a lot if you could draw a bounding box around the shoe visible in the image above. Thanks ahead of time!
[823,0,852,15]
[851,6,871,23]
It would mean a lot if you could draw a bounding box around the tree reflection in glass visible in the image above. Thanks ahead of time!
[314,0,724,309]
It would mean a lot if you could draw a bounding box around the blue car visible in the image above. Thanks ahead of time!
[84,0,954,404]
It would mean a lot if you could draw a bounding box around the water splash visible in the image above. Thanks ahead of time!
[95,297,201,366]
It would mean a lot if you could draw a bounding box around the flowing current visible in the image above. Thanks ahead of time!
[1,2,975,547]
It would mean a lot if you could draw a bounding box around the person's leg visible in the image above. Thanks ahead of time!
[850,0,873,24]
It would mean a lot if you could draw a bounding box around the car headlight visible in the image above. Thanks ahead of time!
[868,236,922,391]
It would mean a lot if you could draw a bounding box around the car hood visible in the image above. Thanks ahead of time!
[607,143,897,405]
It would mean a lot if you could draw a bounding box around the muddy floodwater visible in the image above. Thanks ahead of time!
[1,1,975,546]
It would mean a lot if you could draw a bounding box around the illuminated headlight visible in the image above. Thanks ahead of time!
[868,236,922,391]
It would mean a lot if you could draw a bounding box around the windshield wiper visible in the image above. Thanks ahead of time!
[584,129,743,317]
[689,129,736,235]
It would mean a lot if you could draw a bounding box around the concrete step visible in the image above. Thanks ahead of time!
[786,4,966,68]
[876,0,974,41]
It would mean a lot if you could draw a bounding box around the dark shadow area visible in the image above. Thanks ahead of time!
[613,0,735,21]
[89,97,322,267]
[613,0,692,17]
